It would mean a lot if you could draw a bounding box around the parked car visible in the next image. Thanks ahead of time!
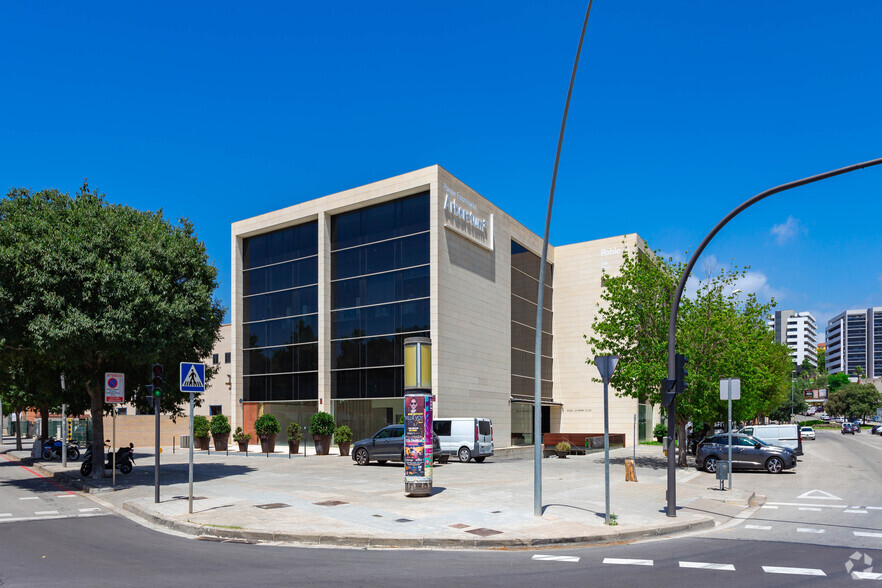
[842,423,855,435]
[351,424,442,466]
[800,426,816,440]
[737,424,803,456]
[432,417,494,463]
[820,414,831,421]
[696,434,797,474]
[870,425,882,435]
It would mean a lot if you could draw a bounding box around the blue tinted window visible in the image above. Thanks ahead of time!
[243,221,317,270]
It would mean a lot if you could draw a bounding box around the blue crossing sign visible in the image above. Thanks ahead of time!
[180,362,206,392]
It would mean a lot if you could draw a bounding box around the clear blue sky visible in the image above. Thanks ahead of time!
[2,2,880,332]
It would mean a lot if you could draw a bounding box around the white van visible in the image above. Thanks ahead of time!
[432,418,493,462]
[738,424,803,456]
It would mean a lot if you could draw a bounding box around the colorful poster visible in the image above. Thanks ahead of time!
[404,395,425,477]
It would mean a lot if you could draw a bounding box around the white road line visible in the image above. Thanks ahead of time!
[34,510,59,515]
[603,558,653,566]
[854,531,882,538]
[844,509,868,514]
[852,571,882,580]
[679,561,735,571]
[867,507,882,510]
[745,524,772,530]
[0,513,12,517]
[54,494,75,498]
[78,508,101,513]
[761,505,778,509]
[762,566,826,576]
[798,507,821,511]
[531,555,580,563]
[0,513,109,524]
[797,528,825,534]
[18,497,39,501]
[765,502,844,508]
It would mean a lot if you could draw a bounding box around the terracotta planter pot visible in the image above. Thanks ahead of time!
[337,441,351,457]
[259,433,277,453]
[288,440,300,454]
[213,433,229,452]
[196,436,210,450]
[313,434,333,455]
[237,440,249,452]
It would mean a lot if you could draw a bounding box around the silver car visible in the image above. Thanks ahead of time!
[696,433,797,474]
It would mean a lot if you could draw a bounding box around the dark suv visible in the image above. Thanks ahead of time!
[696,433,797,474]
[351,424,443,466]
[842,423,855,434]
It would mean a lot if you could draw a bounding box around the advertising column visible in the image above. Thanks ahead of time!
[403,337,433,496]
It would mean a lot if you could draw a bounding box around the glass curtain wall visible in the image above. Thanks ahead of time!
[510,241,553,445]
[847,314,867,375]
[242,222,319,401]
[330,193,430,439]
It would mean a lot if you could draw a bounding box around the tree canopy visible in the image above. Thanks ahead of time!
[0,183,223,476]
[825,382,882,419]
[586,243,792,464]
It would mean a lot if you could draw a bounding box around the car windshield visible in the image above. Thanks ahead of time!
[745,435,768,446]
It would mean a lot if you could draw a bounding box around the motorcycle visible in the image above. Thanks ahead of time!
[80,441,135,476]
[41,437,80,461]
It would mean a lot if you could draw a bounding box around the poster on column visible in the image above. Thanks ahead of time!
[404,394,433,482]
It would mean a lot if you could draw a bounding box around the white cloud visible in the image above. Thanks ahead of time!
[681,269,784,305]
[770,215,804,245]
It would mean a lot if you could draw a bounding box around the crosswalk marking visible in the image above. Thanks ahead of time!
[78,508,101,513]
[854,531,882,538]
[798,507,821,511]
[34,510,59,515]
[19,497,39,501]
[679,561,735,571]
[54,494,75,498]
[844,509,868,514]
[0,512,109,525]
[531,555,580,563]
[0,513,11,517]
[760,505,778,509]
[603,558,653,566]
[762,566,826,576]
[745,524,771,530]
[852,571,882,580]
[797,528,825,534]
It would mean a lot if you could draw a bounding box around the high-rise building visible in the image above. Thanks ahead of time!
[825,308,882,377]
[767,310,818,368]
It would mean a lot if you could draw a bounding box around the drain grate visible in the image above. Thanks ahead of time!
[395,518,413,523]
[465,528,503,537]
[196,536,256,544]
[255,503,290,510]
[313,500,348,507]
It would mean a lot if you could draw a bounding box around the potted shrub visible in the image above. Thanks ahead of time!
[286,422,303,454]
[233,427,251,452]
[653,422,667,443]
[309,411,335,455]
[193,415,211,450]
[555,441,571,458]
[334,425,353,457]
[210,414,231,451]
[254,414,280,453]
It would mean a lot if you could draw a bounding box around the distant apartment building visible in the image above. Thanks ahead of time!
[768,310,818,368]
[825,308,882,377]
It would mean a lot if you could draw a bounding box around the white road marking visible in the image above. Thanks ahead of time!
[532,555,580,563]
[761,505,778,509]
[34,510,59,515]
[852,571,882,580]
[844,509,868,514]
[797,528,825,534]
[762,566,826,576]
[0,513,12,517]
[603,558,653,566]
[854,531,882,538]
[78,508,101,513]
[54,494,75,498]
[799,507,821,511]
[796,489,842,500]
[0,513,109,524]
[745,524,772,530]
[679,561,735,571]
[18,497,39,501]
[766,502,850,509]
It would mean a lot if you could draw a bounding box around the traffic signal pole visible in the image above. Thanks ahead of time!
[155,394,160,503]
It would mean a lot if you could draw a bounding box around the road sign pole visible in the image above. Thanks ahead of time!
[728,380,733,490]
[155,395,160,503]
[112,408,116,487]
[189,391,194,514]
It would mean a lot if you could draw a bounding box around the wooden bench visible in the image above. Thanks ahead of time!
[543,433,626,456]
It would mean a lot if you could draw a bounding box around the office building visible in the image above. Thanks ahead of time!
[826,308,882,377]
[767,310,818,368]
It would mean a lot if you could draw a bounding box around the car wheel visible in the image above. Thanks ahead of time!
[703,456,717,473]
[765,457,784,474]
[355,448,369,466]
[474,457,486,463]
[458,447,472,463]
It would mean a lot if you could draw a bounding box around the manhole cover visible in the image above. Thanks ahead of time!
[255,503,290,510]
[313,500,348,507]
[395,518,413,523]
[465,528,503,537]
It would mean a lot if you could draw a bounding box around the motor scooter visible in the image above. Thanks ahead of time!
[41,437,80,461]
[80,440,135,476]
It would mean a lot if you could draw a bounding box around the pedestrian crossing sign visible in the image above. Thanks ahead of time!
[180,362,206,392]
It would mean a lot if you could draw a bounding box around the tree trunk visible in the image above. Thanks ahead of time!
[15,409,23,450]
[86,380,105,479]
[676,417,689,467]
[40,404,50,442]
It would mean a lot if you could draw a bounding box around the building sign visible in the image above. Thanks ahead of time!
[442,182,494,251]
[804,390,813,399]
[819,388,827,398]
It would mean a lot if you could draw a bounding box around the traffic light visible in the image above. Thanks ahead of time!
[661,378,676,407]
[151,364,164,396]
[675,353,688,395]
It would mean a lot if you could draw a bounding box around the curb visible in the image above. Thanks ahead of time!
[121,500,715,550]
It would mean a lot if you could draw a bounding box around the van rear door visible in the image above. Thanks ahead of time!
[476,419,493,456]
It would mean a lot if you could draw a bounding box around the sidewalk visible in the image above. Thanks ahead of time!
[1,436,758,549]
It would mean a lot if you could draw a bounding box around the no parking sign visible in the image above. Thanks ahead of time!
[104,372,125,403]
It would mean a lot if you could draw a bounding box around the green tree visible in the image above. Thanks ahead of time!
[587,244,791,466]
[825,382,882,419]
[0,184,223,477]
[827,372,849,393]
[816,347,826,373]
